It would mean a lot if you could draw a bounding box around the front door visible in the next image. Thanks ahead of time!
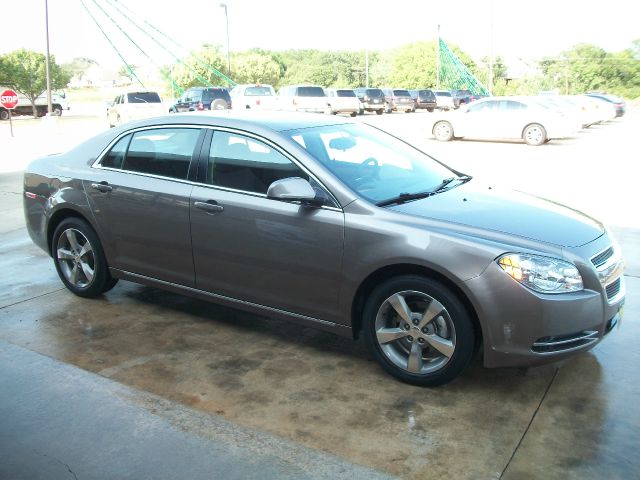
[190,130,345,322]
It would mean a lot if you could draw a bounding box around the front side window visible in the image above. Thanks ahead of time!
[122,128,201,180]
[208,132,307,194]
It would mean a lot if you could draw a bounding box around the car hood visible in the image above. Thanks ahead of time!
[389,182,604,248]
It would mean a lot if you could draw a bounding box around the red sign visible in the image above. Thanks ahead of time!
[1,89,19,109]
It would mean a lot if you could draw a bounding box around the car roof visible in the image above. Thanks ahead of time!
[134,110,354,133]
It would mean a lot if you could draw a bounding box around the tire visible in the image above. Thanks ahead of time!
[433,121,454,141]
[350,112,357,117]
[523,123,547,146]
[52,217,118,298]
[376,109,383,115]
[52,105,63,116]
[362,275,475,387]
[426,107,434,113]
[211,99,227,110]
[0,109,9,121]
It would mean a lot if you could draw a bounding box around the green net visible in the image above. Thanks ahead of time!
[439,38,490,96]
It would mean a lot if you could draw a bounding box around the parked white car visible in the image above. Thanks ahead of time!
[277,85,329,113]
[433,90,456,111]
[432,96,579,146]
[325,89,360,116]
[107,91,165,128]
[230,84,277,110]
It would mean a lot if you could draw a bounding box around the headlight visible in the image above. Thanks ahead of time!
[497,253,583,294]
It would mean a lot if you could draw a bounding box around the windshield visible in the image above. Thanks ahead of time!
[286,123,455,204]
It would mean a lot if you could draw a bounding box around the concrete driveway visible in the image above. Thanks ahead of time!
[1,109,638,479]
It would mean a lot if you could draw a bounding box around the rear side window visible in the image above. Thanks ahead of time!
[336,90,356,97]
[122,128,201,180]
[127,92,161,103]
[208,132,307,194]
[297,87,326,97]
[101,134,131,169]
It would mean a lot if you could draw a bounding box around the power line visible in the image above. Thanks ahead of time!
[78,0,145,88]
[112,0,236,87]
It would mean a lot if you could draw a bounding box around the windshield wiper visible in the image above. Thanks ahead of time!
[376,175,473,207]
[376,191,434,207]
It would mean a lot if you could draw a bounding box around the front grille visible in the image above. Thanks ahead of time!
[532,330,599,353]
[591,247,614,268]
[606,278,622,300]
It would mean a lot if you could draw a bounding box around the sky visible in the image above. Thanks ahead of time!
[2,0,639,70]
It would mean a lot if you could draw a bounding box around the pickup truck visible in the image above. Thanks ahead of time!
[0,90,69,120]
[230,84,277,110]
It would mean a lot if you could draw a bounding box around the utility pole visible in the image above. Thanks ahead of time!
[488,0,494,94]
[365,49,369,87]
[436,24,441,89]
[44,0,52,116]
[220,3,231,77]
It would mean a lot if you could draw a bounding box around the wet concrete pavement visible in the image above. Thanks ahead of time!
[1,115,640,479]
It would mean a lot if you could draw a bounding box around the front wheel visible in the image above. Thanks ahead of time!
[362,276,475,387]
[376,109,383,115]
[350,111,357,117]
[52,217,118,298]
[523,123,547,146]
[433,120,454,141]
[0,109,8,121]
[51,105,63,116]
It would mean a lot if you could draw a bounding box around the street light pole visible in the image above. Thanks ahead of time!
[44,0,52,115]
[219,3,230,78]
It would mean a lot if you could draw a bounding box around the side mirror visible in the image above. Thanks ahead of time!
[267,177,320,205]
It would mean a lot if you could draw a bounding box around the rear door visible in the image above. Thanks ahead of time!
[190,129,345,322]
[86,126,205,286]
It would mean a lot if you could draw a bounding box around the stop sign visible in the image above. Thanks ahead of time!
[1,89,19,109]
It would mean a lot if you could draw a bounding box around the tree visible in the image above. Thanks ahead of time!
[231,51,282,86]
[62,57,97,80]
[0,49,70,116]
[170,44,228,91]
[117,64,138,82]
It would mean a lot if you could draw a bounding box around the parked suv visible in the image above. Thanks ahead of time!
[277,85,329,113]
[385,89,416,113]
[410,89,438,112]
[169,87,231,113]
[451,89,473,108]
[433,90,455,111]
[107,91,165,128]
[354,88,385,114]
[326,89,360,117]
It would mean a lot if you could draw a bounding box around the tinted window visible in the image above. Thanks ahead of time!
[393,90,411,96]
[499,100,526,111]
[202,89,231,102]
[435,91,452,97]
[297,87,326,97]
[208,132,307,194]
[127,92,162,103]
[336,90,356,97]
[123,128,201,180]
[366,89,384,98]
[244,86,273,96]
[467,101,494,112]
[102,134,131,169]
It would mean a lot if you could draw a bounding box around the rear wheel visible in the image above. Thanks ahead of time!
[426,107,434,113]
[362,275,475,387]
[0,109,8,121]
[523,123,547,146]
[52,217,118,298]
[433,121,454,141]
[376,109,383,115]
[350,112,357,117]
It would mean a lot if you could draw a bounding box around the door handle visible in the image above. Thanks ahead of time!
[91,182,113,193]
[194,201,224,214]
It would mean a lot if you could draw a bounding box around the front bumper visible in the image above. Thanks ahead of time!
[464,234,625,368]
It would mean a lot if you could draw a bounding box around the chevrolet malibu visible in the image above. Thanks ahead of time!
[23,111,625,386]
